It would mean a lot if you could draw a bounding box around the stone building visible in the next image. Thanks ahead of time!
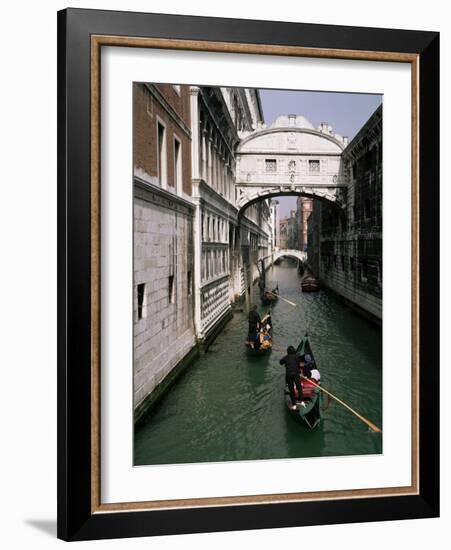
[279,218,288,248]
[133,83,269,418]
[296,196,313,251]
[307,105,382,322]
[287,209,299,249]
[189,86,267,345]
[133,83,196,419]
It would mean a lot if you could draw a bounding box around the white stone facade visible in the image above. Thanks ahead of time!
[133,181,196,410]
[189,86,269,342]
[235,114,348,211]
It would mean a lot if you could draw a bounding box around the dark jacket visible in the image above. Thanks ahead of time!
[280,353,301,377]
[248,310,261,331]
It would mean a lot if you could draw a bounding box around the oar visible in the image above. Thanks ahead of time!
[301,376,382,433]
[266,290,297,307]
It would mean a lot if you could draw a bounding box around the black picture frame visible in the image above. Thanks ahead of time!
[57,8,439,541]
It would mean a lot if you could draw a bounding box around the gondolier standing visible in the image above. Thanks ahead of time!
[247,305,261,349]
[280,346,304,410]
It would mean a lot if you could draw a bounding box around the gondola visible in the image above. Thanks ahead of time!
[245,311,273,353]
[261,285,279,305]
[284,334,322,429]
[301,276,319,292]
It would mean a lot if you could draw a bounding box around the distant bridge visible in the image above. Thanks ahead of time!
[259,249,307,269]
[273,249,307,263]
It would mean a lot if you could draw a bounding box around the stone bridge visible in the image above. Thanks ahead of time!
[235,115,349,213]
[273,248,307,263]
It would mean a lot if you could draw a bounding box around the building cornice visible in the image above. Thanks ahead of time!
[134,177,195,216]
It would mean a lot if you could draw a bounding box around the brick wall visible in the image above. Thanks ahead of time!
[133,83,192,195]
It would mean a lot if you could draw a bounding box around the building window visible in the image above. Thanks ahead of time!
[137,283,146,320]
[187,271,192,295]
[265,159,277,172]
[174,137,182,195]
[157,121,167,187]
[309,160,320,173]
[364,199,371,219]
[350,257,355,272]
[168,275,175,303]
[341,255,345,271]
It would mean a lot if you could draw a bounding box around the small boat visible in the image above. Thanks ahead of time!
[284,334,322,429]
[261,285,279,305]
[301,276,319,292]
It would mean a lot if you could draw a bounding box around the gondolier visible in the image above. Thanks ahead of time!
[280,346,304,410]
[247,305,261,349]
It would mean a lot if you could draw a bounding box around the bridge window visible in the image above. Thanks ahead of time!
[265,159,277,172]
[309,160,320,173]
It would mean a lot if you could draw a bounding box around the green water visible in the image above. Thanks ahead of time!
[134,262,382,465]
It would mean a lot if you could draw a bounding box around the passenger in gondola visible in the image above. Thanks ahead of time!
[301,353,321,385]
[303,353,314,378]
[261,311,272,332]
[280,346,305,410]
[247,305,261,349]
[259,328,272,350]
[309,368,321,384]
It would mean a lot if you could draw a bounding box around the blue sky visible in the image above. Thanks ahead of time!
[259,89,382,217]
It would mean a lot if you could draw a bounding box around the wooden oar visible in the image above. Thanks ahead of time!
[301,376,382,433]
[266,290,297,307]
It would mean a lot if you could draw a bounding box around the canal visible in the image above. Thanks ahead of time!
[134,261,382,465]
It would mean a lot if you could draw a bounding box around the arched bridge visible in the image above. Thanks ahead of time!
[273,249,307,263]
[235,115,349,211]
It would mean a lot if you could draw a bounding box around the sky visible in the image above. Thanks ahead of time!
[259,89,382,218]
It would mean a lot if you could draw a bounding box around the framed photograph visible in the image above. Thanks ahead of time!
[57,8,439,541]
